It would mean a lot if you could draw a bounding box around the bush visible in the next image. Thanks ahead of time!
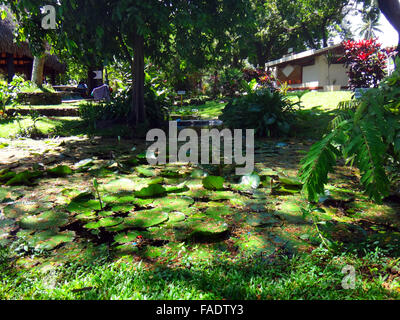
[219,88,295,137]
[0,76,24,117]
[342,39,397,90]
[299,58,400,203]
[79,84,169,130]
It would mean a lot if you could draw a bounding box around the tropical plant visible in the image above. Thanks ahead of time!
[219,87,295,137]
[299,60,400,203]
[342,39,396,90]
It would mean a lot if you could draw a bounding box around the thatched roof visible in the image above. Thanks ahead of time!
[0,8,31,56]
[0,7,66,73]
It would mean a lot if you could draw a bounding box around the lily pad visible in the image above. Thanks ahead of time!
[151,196,194,213]
[103,178,137,193]
[125,209,169,228]
[66,199,101,214]
[189,218,229,239]
[19,211,69,230]
[28,230,75,250]
[0,171,16,183]
[202,176,225,191]
[114,231,146,244]
[135,166,156,177]
[278,175,303,187]
[47,165,73,177]
[134,184,166,198]
[168,211,187,224]
[6,170,42,186]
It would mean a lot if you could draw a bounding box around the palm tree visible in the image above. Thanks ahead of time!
[357,7,382,39]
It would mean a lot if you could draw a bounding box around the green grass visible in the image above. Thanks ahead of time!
[172,91,353,120]
[171,101,227,119]
[0,117,82,138]
[289,90,354,110]
[0,246,398,300]
[11,102,84,109]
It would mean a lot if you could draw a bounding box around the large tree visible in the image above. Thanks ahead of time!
[377,0,400,49]
[4,0,250,126]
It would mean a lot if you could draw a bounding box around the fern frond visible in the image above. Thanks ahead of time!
[337,100,360,111]
[299,130,341,202]
[350,119,390,202]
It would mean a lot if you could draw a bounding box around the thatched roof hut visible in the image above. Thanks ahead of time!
[0,7,66,83]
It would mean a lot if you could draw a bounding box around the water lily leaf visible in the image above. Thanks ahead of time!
[102,178,137,193]
[19,211,69,230]
[28,230,75,251]
[5,170,42,186]
[75,159,94,170]
[98,217,124,228]
[168,211,186,224]
[151,196,194,213]
[66,199,101,214]
[0,171,16,183]
[47,165,73,177]
[161,169,182,178]
[205,205,232,219]
[111,204,134,213]
[165,184,190,194]
[148,177,164,185]
[114,231,147,244]
[3,201,51,218]
[125,209,169,228]
[189,218,229,239]
[75,212,97,221]
[278,176,303,187]
[135,167,156,177]
[134,184,166,198]
[202,176,224,191]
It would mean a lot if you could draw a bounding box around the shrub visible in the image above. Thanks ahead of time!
[342,39,397,90]
[79,84,169,130]
[219,88,295,137]
[299,58,400,203]
[0,76,24,117]
[219,68,244,97]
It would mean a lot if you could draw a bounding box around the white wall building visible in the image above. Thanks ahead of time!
[266,44,350,91]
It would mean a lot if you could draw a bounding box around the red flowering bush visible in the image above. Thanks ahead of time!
[343,39,396,90]
[242,68,276,88]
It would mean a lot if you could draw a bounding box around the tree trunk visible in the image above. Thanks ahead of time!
[87,66,103,93]
[131,32,145,126]
[378,0,400,50]
[31,56,46,86]
[254,42,266,67]
[6,53,15,83]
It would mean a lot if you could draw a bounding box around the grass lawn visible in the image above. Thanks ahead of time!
[171,100,228,119]
[0,117,83,138]
[290,90,354,110]
[173,91,353,120]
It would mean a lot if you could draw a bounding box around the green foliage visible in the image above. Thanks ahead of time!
[219,88,294,137]
[134,184,167,198]
[47,165,73,177]
[79,83,169,131]
[300,63,400,203]
[202,176,225,191]
[0,76,25,117]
